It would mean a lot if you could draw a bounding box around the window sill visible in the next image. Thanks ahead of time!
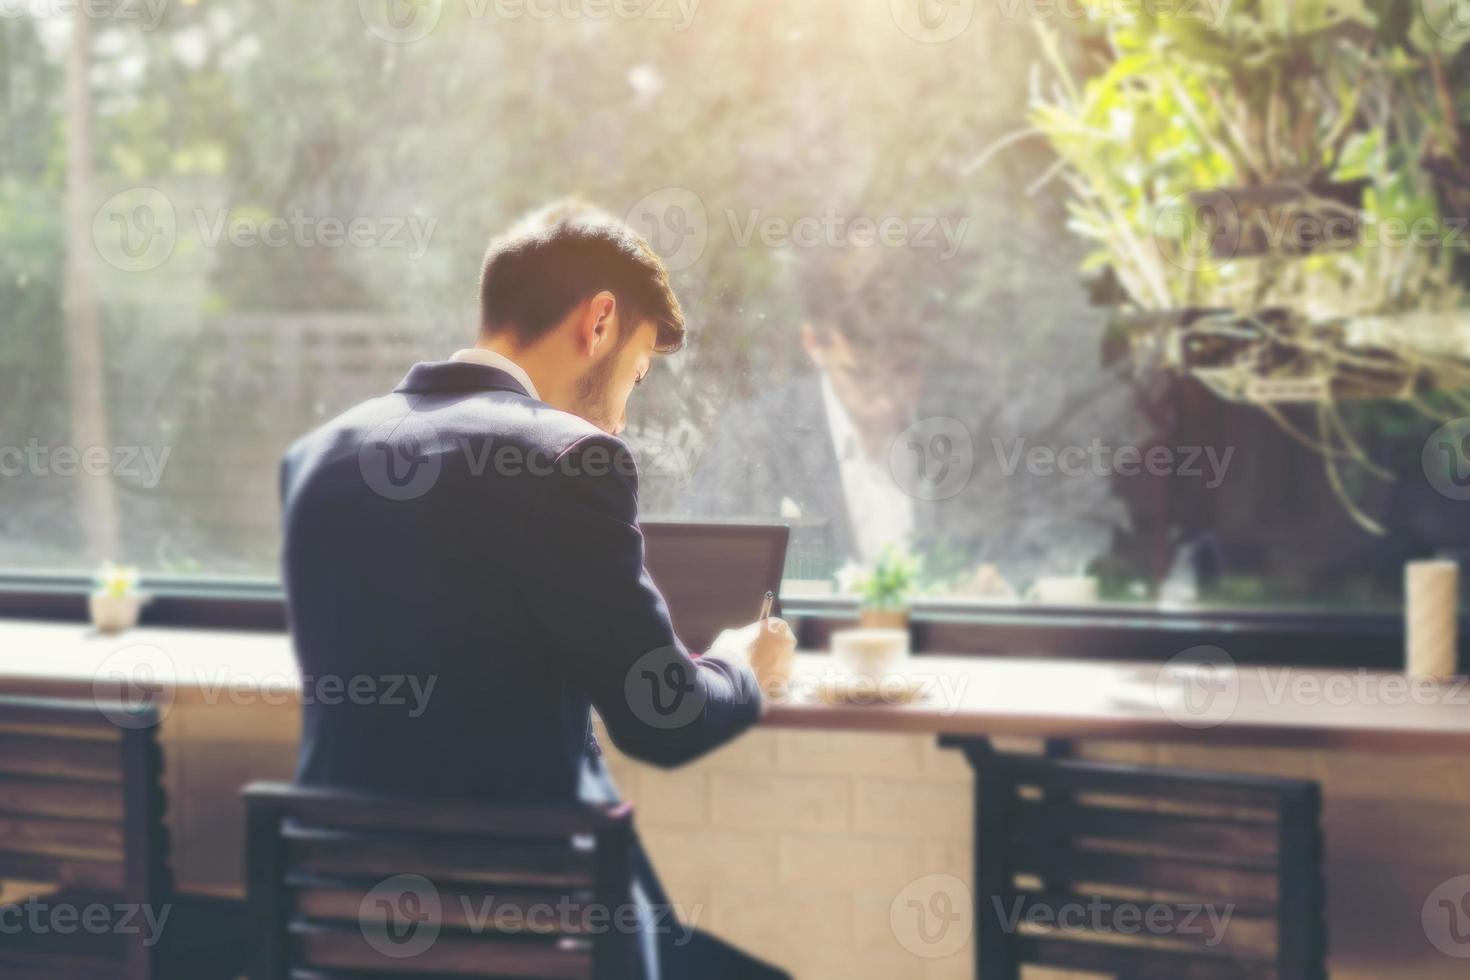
[0,576,1435,669]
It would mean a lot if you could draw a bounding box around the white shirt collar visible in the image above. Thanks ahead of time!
[449,348,540,400]
[818,372,860,462]
[817,371,915,564]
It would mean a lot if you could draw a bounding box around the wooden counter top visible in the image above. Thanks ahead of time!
[3,619,1467,753]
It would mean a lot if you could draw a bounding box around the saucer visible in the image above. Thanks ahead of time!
[814,674,929,706]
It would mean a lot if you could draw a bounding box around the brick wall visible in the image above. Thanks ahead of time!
[598,728,972,979]
[600,729,1470,980]
[165,695,1470,978]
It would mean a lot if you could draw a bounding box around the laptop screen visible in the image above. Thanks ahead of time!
[641,522,789,653]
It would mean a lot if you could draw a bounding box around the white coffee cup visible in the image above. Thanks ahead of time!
[832,629,910,679]
[1027,575,1099,605]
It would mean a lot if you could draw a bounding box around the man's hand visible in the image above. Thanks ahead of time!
[705,617,797,699]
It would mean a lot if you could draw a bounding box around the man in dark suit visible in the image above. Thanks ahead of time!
[683,244,931,580]
[684,239,1126,591]
[280,201,795,979]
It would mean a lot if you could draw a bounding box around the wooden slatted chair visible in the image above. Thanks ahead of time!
[970,749,1326,980]
[0,694,171,980]
[242,782,639,980]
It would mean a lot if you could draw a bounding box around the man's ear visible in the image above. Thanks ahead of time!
[579,291,618,357]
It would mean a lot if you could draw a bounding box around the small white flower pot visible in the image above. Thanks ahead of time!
[90,593,144,634]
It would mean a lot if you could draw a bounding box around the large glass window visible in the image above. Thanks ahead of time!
[3,1,1467,609]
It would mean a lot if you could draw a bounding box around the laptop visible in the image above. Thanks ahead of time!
[641,521,789,653]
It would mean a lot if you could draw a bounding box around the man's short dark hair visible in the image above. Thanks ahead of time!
[799,240,946,357]
[479,200,685,353]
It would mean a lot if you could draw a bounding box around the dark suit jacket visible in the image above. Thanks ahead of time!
[280,360,765,974]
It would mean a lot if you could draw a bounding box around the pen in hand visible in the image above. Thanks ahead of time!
[750,589,794,702]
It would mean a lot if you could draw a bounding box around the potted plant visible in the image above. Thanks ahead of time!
[980,1,1470,532]
[90,564,147,634]
[838,546,922,630]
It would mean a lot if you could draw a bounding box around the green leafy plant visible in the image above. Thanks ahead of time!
[1015,0,1463,318]
[837,547,923,611]
[94,563,141,599]
[982,0,1470,532]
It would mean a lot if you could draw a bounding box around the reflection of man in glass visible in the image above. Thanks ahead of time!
[686,246,935,579]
